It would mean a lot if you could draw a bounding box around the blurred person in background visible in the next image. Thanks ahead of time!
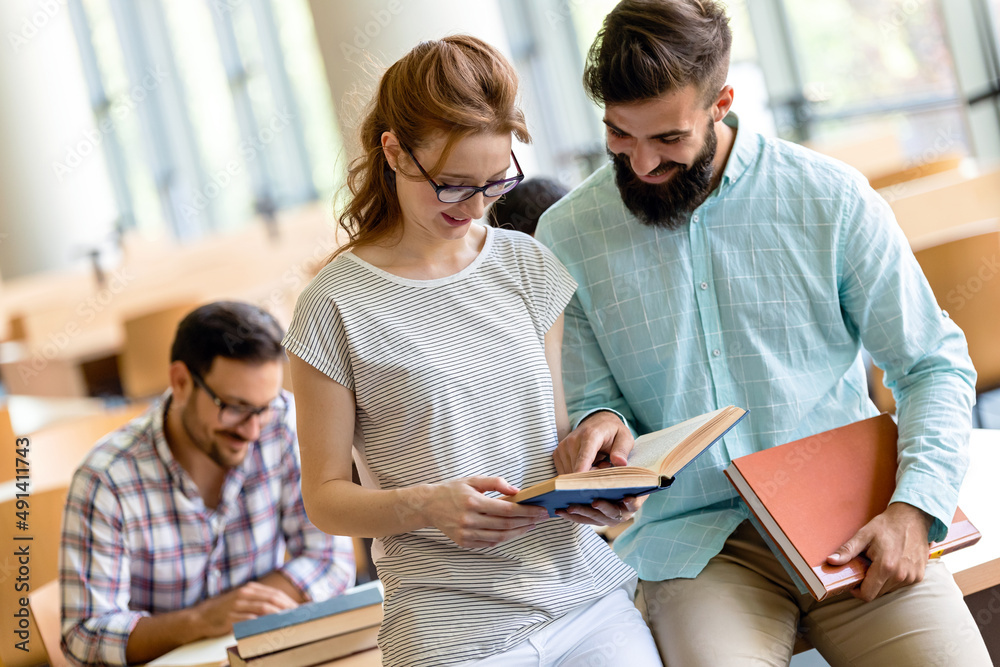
[60,301,355,666]
[488,176,569,236]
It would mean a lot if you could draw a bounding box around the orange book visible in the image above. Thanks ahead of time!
[226,625,379,667]
[724,414,981,600]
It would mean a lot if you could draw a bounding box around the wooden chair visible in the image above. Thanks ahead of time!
[869,230,1000,416]
[868,155,963,191]
[118,303,198,399]
[888,170,1000,247]
[0,340,89,398]
[0,486,68,667]
[0,403,148,666]
[28,579,67,667]
[0,578,66,667]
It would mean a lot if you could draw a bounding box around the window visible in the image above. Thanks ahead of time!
[161,0,254,233]
[69,0,340,240]
[782,0,968,161]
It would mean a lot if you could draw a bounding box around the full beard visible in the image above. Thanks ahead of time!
[610,120,718,230]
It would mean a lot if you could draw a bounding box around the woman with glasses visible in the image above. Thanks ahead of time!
[283,36,660,666]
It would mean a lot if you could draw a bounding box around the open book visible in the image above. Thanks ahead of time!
[506,406,748,515]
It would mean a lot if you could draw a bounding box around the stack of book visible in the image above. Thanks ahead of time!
[227,581,383,667]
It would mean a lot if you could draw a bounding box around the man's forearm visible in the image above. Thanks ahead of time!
[125,607,203,664]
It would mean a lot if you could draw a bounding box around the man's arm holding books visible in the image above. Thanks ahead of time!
[125,582,298,664]
[546,295,641,526]
[826,502,936,602]
[554,293,639,473]
[832,180,976,601]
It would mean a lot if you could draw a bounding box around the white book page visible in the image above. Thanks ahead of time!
[626,407,727,472]
[145,633,234,666]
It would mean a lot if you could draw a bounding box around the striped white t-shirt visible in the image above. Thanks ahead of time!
[283,225,636,666]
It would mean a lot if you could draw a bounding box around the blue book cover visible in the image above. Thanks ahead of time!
[518,481,671,517]
[508,406,748,516]
[233,580,383,640]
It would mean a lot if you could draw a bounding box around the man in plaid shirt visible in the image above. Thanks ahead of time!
[60,302,355,666]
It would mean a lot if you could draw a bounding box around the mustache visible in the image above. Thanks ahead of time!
[608,122,717,229]
[647,161,683,176]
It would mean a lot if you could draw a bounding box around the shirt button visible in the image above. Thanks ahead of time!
[692,214,700,222]
[700,282,708,290]
[713,349,721,357]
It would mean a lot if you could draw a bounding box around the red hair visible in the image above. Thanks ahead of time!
[332,35,531,259]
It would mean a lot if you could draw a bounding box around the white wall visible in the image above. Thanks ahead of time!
[306,0,543,189]
[0,0,117,279]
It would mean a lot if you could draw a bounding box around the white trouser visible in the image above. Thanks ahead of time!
[457,581,662,667]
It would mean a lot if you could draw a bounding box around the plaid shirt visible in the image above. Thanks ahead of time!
[60,390,355,667]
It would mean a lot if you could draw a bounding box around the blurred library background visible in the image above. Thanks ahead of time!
[7,0,997,413]
[0,2,999,666]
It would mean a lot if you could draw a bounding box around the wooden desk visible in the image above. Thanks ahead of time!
[1,395,116,483]
[2,204,340,351]
[1,204,343,397]
[2,394,115,434]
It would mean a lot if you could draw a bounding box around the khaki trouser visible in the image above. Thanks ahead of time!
[635,521,991,666]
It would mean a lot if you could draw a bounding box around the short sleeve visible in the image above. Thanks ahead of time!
[507,231,577,337]
[282,266,355,390]
[537,241,578,331]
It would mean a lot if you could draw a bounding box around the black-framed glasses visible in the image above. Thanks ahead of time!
[190,370,274,428]
[402,145,524,203]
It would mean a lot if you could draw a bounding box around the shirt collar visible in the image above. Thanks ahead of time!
[713,112,754,195]
[152,389,201,499]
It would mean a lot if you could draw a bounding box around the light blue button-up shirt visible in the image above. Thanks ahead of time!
[535,115,976,582]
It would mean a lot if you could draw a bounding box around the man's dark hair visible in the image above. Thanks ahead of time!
[170,301,285,377]
[583,0,732,107]
[488,177,569,236]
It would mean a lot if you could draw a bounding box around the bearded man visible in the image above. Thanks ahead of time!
[60,302,355,667]
[535,1,990,665]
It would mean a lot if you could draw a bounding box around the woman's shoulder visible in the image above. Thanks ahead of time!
[484,225,568,289]
[487,225,551,260]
